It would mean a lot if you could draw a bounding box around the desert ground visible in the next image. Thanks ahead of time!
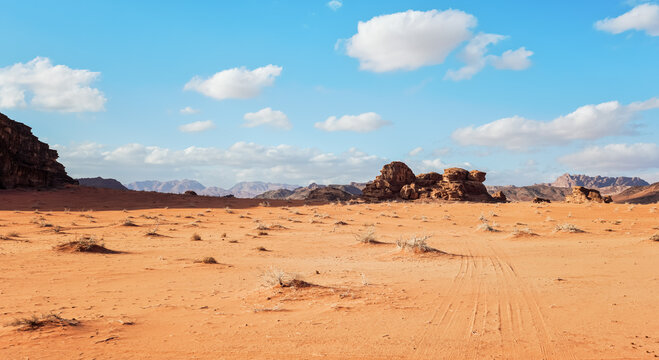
[0,187,657,359]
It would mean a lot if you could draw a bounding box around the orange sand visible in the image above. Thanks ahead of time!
[0,188,657,359]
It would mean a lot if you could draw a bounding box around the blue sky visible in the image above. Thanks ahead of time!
[1,0,657,187]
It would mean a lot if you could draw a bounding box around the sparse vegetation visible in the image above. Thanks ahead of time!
[511,227,537,237]
[554,223,584,233]
[355,227,377,244]
[262,268,310,288]
[8,313,79,331]
[56,235,113,253]
[477,222,497,232]
[650,233,659,242]
[396,235,435,253]
[194,256,217,264]
[191,233,202,241]
[122,218,137,226]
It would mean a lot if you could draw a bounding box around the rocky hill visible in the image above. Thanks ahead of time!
[0,112,76,188]
[612,182,659,204]
[486,185,572,202]
[551,174,648,195]
[256,183,364,200]
[77,177,127,190]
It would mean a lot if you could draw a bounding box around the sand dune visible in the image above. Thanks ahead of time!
[0,188,657,359]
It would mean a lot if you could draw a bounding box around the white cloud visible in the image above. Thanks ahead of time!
[180,106,199,115]
[184,65,282,100]
[490,47,533,70]
[0,57,106,112]
[595,3,659,36]
[452,98,659,150]
[315,112,390,132]
[560,143,659,172]
[243,107,291,129]
[420,158,447,171]
[342,9,532,78]
[56,141,386,186]
[445,35,533,80]
[344,9,476,72]
[327,0,342,11]
[408,147,424,156]
[445,33,505,81]
[179,120,215,133]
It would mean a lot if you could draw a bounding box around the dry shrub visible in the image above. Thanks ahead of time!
[194,256,217,264]
[55,235,115,253]
[554,223,584,233]
[355,227,377,244]
[262,268,311,288]
[396,235,436,253]
[191,233,202,241]
[8,313,79,331]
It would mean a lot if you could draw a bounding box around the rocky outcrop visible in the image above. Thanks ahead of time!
[565,186,612,204]
[306,187,354,202]
[1,112,76,189]
[77,177,128,190]
[362,161,499,202]
[533,197,551,203]
[487,185,571,202]
[256,183,362,201]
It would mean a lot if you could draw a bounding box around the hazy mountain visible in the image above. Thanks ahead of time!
[486,185,572,202]
[125,179,206,194]
[228,181,299,198]
[551,174,648,195]
[77,177,128,191]
[125,180,298,198]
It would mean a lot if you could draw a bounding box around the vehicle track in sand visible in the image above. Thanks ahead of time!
[412,236,575,359]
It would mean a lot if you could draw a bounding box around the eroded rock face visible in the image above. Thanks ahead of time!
[565,186,612,204]
[362,161,416,200]
[0,112,76,189]
[491,191,507,203]
[363,161,498,202]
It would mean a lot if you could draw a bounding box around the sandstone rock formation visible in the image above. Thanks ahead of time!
[565,186,612,204]
[533,197,551,203]
[362,161,500,202]
[1,112,76,189]
[491,191,507,203]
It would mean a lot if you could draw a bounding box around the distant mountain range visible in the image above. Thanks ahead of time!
[124,180,299,198]
[549,173,648,195]
[487,174,650,201]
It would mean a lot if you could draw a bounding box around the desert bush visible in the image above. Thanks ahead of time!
[56,235,110,252]
[396,235,434,253]
[355,227,377,244]
[476,222,497,232]
[650,233,659,242]
[122,218,137,226]
[554,223,584,233]
[262,268,309,288]
[194,256,217,264]
[191,233,202,241]
[8,313,78,331]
